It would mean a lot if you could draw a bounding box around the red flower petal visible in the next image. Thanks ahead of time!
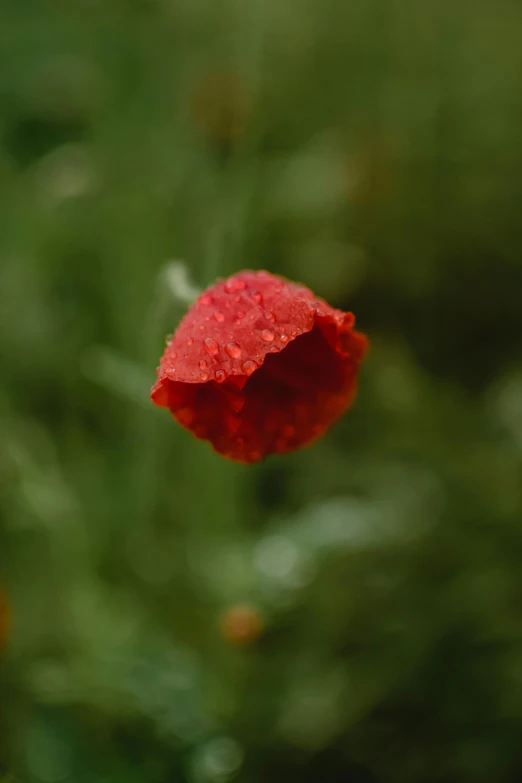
[151,270,368,463]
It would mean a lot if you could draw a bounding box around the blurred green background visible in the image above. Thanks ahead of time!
[1,0,522,781]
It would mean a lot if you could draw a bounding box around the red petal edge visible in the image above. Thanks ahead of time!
[151,270,368,463]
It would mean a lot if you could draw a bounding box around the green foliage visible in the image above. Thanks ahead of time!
[1,0,522,781]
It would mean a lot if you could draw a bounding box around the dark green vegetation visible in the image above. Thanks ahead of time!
[1,0,522,781]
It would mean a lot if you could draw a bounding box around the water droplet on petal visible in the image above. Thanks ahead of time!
[264,311,275,322]
[199,359,208,370]
[269,346,278,352]
[279,333,289,343]
[236,311,245,320]
[170,351,177,359]
[199,324,205,330]
[200,371,209,381]
[199,293,213,305]
[250,290,262,304]
[242,360,257,376]
[260,329,274,342]
[165,333,173,345]
[204,337,220,356]
[213,311,225,322]
[187,336,194,345]
[215,369,227,383]
[224,278,246,294]
[226,341,242,358]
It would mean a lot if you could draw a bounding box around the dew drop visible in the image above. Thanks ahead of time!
[225,341,241,358]
[200,371,209,381]
[165,333,173,345]
[242,360,257,376]
[224,278,246,294]
[213,311,225,323]
[264,311,275,322]
[199,359,208,370]
[215,369,227,383]
[170,351,177,359]
[236,311,245,320]
[250,290,262,304]
[199,324,205,331]
[199,293,213,305]
[260,329,274,342]
[204,337,220,356]
[269,345,278,352]
[279,333,289,343]
[186,336,194,345]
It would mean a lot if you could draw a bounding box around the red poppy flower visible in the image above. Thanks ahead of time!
[151,271,368,463]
